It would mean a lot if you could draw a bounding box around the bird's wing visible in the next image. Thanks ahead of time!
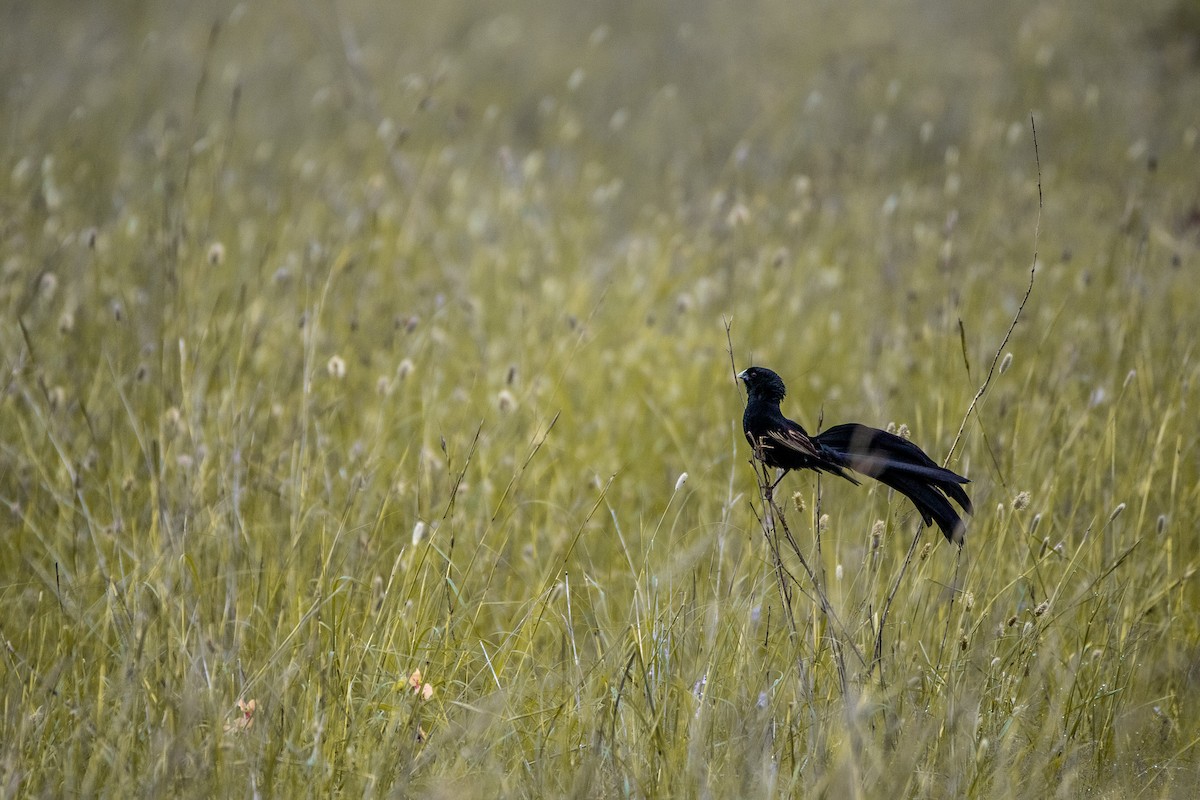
[764,427,822,460]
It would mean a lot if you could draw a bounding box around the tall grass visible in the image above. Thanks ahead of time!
[2,1,1198,796]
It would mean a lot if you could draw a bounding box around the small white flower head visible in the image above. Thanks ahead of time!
[327,355,347,379]
[835,564,844,582]
[411,520,428,546]
[163,406,183,439]
[397,358,415,380]
[207,241,226,266]
[497,389,517,413]
[897,424,910,440]
[1108,502,1126,524]
[674,472,688,493]
[1034,600,1050,617]
[38,272,58,301]
[963,591,975,611]
[1012,491,1031,511]
[48,386,66,411]
[726,203,750,227]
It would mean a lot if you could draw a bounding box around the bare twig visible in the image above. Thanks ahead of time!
[945,114,1042,465]
[875,116,1044,683]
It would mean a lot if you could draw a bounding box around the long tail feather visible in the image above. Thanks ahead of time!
[815,423,972,544]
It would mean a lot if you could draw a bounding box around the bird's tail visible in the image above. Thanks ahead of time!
[814,423,972,545]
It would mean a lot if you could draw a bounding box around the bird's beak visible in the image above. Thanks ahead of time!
[736,369,748,382]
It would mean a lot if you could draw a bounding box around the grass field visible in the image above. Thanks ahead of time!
[3,1,1200,796]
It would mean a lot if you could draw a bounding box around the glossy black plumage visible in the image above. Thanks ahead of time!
[738,366,972,545]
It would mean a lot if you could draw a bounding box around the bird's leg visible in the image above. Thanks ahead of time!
[764,469,788,507]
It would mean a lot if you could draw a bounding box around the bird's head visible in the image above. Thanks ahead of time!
[737,366,787,403]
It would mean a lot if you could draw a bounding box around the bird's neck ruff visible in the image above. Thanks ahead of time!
[752,379,786,404]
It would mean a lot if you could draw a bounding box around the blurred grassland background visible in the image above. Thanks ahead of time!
[3,0,1200,796]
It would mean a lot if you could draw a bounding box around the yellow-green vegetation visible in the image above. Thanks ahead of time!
[3,1,1199,796]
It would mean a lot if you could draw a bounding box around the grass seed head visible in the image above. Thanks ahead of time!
[870,519,885,549]
[38,272,58,301]
[207,241,226,266]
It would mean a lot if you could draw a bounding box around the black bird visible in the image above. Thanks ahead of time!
[738,366,972,545]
